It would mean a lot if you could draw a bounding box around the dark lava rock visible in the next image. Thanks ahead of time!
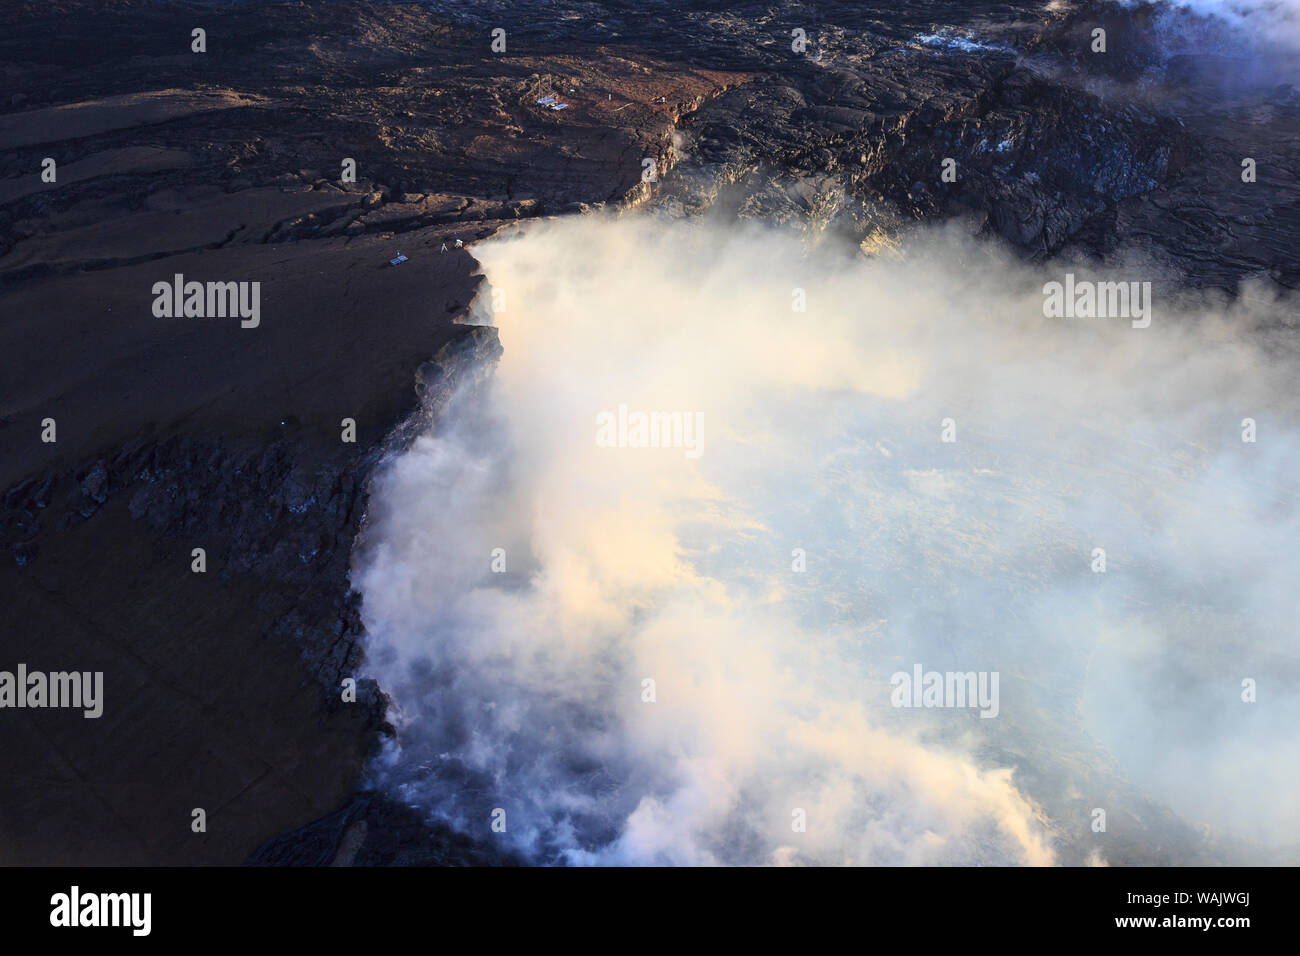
[246,792,521,867]
[79,461,109,504]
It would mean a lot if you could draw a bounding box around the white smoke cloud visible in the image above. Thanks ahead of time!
[1162,0,1299,28]
[1125,0,1300,58]
[354,214,1300,865]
